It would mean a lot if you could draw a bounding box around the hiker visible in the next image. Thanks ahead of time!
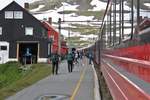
[88,51,93,64]
[66,51,74,73]
[50,51,59,75]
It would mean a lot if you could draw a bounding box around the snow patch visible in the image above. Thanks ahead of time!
[33,2,95,36]
[60,2,79,11]
[30,5,45,12]
[90,0,107,11]
[144,3,150,8]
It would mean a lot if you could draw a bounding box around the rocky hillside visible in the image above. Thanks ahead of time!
[29,0,150,48]
[29,0,103,11]
[29,0,106,48]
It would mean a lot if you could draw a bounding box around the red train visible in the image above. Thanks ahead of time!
[83,7,150,100]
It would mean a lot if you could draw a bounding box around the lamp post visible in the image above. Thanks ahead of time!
[58,18,61,55]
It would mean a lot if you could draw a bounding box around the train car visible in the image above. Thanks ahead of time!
[108,18,150,61]
[100,18,150,100]
[89,0,150,99]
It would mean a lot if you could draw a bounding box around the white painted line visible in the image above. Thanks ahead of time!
[92,63,101,100]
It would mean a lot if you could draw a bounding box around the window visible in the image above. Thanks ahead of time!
[0,46,7,50]
[5,11,13,19]
[0,27,2,35]
[5,11,23,19]
[25,27,33,35]
[50,35,54,41]
[14,11,23,19]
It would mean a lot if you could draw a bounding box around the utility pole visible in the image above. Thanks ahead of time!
[58,18,61,55]
[63,4,65,22]
[68,24,71,51]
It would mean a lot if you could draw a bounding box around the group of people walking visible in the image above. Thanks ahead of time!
[49,50,92,75]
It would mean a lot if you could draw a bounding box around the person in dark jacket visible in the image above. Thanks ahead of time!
[50,51,59,75]
[66,52,74,72]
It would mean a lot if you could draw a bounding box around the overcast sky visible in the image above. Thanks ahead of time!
[0,0,36,10]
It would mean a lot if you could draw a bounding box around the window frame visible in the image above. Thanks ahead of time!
[5,11,13,19]
[14,11,23,19]
[25,27,33,36]
[0,27,2,35]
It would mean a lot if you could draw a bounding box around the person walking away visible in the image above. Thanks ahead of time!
[50,51,59,75]
[88,52,93,64]
[67,52,74,72]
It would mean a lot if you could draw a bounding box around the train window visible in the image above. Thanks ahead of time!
[0,46,7,50]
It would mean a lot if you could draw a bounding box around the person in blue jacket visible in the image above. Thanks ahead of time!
[66,51,74,72]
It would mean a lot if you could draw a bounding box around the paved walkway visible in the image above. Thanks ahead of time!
[6,58,100,100]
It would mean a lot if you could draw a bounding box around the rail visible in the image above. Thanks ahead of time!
[103,54,150,83]
[101,55,150,100]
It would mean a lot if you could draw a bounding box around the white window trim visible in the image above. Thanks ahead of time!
[0,27,2,35]
[14,11,23,19]
[5,11,13,19]
[25,27,33,36]
[5,11,23,19]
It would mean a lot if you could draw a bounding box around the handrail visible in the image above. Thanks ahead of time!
[99,0,112,38]
[103,54,150,83]
[103,54,150,67]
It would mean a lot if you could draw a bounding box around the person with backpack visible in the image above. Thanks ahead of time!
[50,51,60,75]
[88,51,93,64]
[66,51,74,73]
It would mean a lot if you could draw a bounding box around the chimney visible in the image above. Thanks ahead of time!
[48,17,52,25]
[24,3,29,10]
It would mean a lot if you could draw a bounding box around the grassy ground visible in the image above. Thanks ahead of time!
[0,63,51,100]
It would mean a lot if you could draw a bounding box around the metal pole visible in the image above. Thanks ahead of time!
[122,0,124,39]
[137,0,140,29]
[68,24,71,51]
[113,0,116,45]
[63,4,65,22]
[119,0,122,43]
[130,0,134,40]
[110,4,112,46]
[58,18,61,55]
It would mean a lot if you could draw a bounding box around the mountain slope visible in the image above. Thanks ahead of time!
[29,0,106,48]
[29,0,150,48]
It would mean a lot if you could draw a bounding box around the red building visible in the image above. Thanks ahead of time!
[42,18,68,56]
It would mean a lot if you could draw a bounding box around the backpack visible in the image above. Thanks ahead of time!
[67,54,73,61]
[51,54,59,62]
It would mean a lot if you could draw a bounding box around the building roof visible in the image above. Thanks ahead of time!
[42,21,58,33]
[0,1,48,31]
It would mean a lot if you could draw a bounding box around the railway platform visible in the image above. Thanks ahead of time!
[6,58,100,100]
